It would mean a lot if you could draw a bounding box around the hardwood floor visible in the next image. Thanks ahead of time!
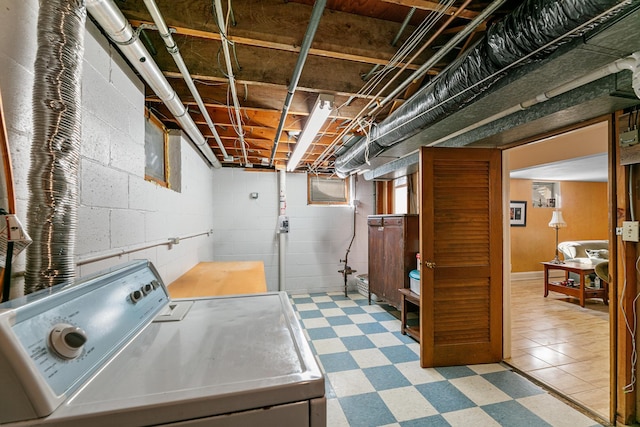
[506,278,610,420]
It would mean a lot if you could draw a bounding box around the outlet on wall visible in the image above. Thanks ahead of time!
[622,221,639,242]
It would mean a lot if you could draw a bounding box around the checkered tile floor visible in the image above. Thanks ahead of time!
[290,291,603,427]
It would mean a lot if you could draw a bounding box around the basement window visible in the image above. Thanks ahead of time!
[308,174,350,205]
[144,110,168,187]
[393,176,408,214]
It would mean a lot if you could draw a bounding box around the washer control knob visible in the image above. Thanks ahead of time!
[130,289,143,303]
[49,324,87,360]
[151,280,160,289]
[142,283,154,295]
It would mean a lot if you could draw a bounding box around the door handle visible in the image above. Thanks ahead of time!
[424,261,436,269]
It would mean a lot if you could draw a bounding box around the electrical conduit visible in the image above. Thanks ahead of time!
[143,0,231,161]
[269,0,326,167]
[278,169,286,291]
[212,0,249,166]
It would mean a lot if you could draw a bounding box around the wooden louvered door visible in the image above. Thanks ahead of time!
[419,147,502,367]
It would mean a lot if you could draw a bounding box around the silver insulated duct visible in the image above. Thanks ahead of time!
[25,0,86,293]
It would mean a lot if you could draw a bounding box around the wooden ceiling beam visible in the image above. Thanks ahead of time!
[380,0,479,20]
[442,22,487,35]
[159,73,382,113]
[130,19,423,71]
[146,80,375,122]
[139,33,419,98]
[148,102,354,136]
[120,0,432,62]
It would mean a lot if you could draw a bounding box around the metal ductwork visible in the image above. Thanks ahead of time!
[26,0,86,293]
[86,0,222,168]
[335,0,639,178]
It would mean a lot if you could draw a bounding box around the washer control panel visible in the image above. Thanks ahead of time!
[0,260,170,400]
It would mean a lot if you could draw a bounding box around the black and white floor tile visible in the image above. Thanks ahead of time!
[290,291,602,427]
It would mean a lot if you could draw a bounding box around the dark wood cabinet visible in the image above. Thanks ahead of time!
[367,214,419,308]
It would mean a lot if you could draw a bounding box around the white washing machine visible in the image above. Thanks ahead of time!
[0,260,325,426]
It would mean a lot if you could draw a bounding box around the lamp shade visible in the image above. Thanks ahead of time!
[548,210,567,228]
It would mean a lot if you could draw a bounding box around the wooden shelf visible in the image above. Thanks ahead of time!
[399,288,420,343]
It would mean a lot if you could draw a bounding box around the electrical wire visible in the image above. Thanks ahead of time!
[630,165,635,222]
[314,0,632,174]
[620,160,640,393]
[349,0,455,103]
[226,85,244,137]
[370,3,633,146]
[311,0,476,172]
[620,242,640,393]
[335,0,455,111]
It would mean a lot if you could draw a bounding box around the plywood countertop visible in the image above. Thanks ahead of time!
[168,261,267,298]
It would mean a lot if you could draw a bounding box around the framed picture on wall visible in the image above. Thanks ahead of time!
[510,201,527,227]
[532,181,560,208]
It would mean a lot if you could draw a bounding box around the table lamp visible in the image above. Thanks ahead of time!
[548,209,567,264]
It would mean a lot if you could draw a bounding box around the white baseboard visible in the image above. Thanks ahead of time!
[510,271,543,281]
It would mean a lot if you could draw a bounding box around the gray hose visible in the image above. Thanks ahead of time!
[25,0,86,293]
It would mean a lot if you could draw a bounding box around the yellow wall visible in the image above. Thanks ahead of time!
[510,179,608,272]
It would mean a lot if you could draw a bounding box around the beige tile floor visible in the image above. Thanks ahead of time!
[506,278,610,420]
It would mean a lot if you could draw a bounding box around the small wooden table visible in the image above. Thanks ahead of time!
[542,261,608,307]
[168,261,267,298]
[398,288,420,342]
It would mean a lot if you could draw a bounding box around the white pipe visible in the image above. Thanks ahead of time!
[278,170,287,291]
[143,0,231,161]
[213,0,249,166]
[76,230,212,265]
[86,0,221,168]
[428,50,640,147]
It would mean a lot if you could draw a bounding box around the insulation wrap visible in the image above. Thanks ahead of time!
[25,0,86,292]
[335,0,634,177]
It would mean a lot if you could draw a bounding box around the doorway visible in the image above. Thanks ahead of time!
[504,120,611,421]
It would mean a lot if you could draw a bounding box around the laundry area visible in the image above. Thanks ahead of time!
[0,260,325,426]
[1,0,640,426]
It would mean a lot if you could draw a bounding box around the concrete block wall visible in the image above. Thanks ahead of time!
[0,1,215,297]
[0,0,371,298]
[211,168,280,289]
[211,168,373,294]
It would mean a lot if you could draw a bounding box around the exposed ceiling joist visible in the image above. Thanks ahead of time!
[380,0,480,20]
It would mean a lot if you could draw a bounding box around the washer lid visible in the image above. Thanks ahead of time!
[49,292,324,426]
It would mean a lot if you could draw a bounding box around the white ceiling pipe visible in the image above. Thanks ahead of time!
[213,0,249,166]
[143,0,231,162]
[86,0,221,168]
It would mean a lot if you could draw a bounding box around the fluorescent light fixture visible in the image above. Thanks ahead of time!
[286,94,334,172]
